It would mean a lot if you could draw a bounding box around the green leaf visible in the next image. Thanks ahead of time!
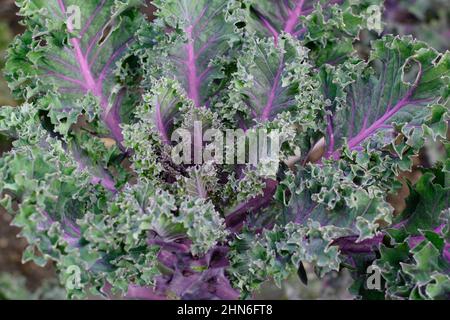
[399,172,450,235]
[325,36,450,157]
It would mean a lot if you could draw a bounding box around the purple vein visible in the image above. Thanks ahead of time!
[332,63,423,157]
[73,143,117,192]
[177,6,213,108]
[261,62,284,121]
[86,27,105,59]
[199,66,213,81]
[85,7,117,58]
[326,114,335,156]
[192,6,209,34]
[47,55,79,73]
[97,38,134,84]
[185,25,201,107]
[225,179,278,232]
[109,88,125,124]
[49,4,64,19]
[79,0,107,38]
[71,39,98,91]
[257,0,308,121]
[251,6,280,45]
[284,0,305,34]
[182,5,228,108]
[194,5,222,37]
[295,202,318,224]
[155,101,170,145]
[343,99,409,153]
[86,21,118,66]
[292,27,307,37]
[57,0,124,143]
[88,46,103,69]
[58,87,87,94]
[260,15,279,46]
[43,70,87,88]
[196,36,218,58]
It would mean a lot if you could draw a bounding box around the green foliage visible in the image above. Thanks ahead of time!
[0,0,448,300]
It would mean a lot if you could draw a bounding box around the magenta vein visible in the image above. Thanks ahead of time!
[284,0,305,34]
[79,0,108,38]
[57,0,124,143]
[261,62,284,121]
[97,38,134,84]
[43,70,87,88]
[155,101,170,145]
[185,25,201,107]
[329,60,424,158]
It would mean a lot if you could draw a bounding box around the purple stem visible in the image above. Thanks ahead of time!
[333,224,450,264]
[258,0,307,122]
[185,25,201,107]
[331,234,385,255]
[225,179,278,232]
[155,101,171,144]
[284,0,305,34]
[260,15,279,46]
[260,61,284,121]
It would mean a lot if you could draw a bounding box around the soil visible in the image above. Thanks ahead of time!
[0,208,58,291]
[0,0,24,34]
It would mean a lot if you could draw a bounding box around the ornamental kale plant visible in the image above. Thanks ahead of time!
[0,0,448,300]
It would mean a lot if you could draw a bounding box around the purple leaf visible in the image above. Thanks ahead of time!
[150,245,239,300]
